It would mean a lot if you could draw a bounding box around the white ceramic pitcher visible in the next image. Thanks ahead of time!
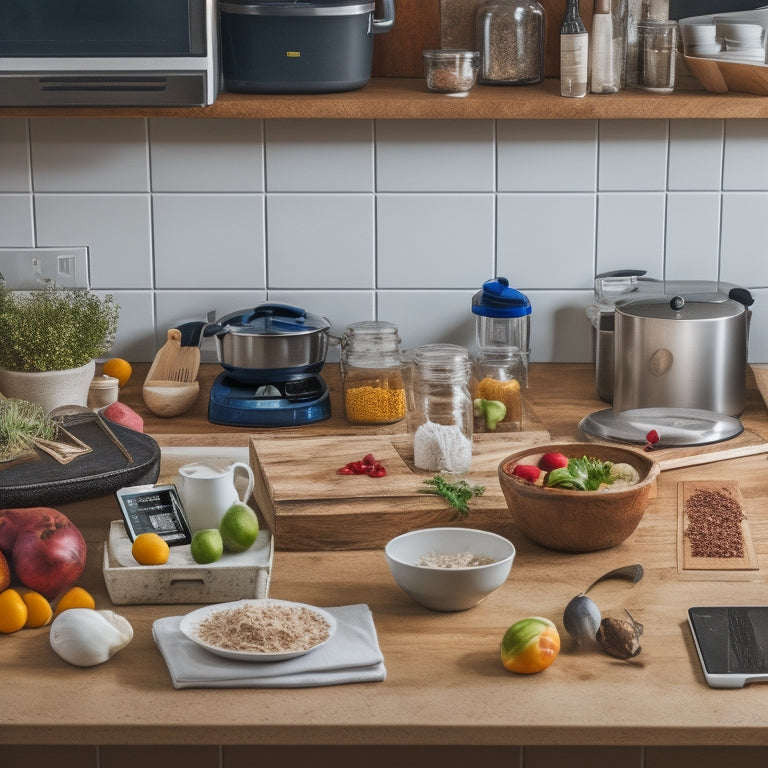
[176,460,255,532]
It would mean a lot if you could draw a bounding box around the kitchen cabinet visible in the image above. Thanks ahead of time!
[4,363,768,768]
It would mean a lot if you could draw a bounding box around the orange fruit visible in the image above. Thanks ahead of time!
[22,591,53,628]
[500,616,561,674]
[0,588,29,633]
[54,586,96,616]
[131,532,170,565]
[102,357,132,388]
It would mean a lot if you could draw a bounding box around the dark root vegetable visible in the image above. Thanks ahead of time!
[596,610,643,660]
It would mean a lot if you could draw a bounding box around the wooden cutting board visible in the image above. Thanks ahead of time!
[249,429,550,551]
[677,480,758,574]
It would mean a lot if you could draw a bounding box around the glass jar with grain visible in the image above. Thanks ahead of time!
[475,0,546,85]
[340,321,407,425]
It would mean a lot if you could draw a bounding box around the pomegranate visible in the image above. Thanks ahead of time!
[0,508,87,600]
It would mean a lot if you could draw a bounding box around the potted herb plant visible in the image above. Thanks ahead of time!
[0,284,119,413]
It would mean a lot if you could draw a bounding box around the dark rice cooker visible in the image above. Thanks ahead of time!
[218,0,395,93]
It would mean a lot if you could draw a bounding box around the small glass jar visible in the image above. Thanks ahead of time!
[407,344,473,475]
[423,49,479,96]
[472,350,524,433]
[340,321,407,425]
[475,0,546,85]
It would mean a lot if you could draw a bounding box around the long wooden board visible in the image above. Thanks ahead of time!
[677,480,758,573]
[249,429,550,551]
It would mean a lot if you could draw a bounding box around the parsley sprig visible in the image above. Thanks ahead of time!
[419,475,485,518]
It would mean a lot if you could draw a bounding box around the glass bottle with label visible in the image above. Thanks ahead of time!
[560,0,588,97]
[408,344,473,476]
[475,0,546,85]
[340,321,407,425]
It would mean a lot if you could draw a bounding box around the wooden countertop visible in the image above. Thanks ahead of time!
[4,364,768,747]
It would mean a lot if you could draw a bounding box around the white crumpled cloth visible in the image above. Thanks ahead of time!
[152,603,386,689]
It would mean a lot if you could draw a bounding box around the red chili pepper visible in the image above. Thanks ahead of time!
[336,454,387,477]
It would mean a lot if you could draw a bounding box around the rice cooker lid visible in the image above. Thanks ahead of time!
[218,0,375,14]
[216,304,331,336]
[616,294,746,321]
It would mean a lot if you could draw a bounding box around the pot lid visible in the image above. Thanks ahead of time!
[579,407,743,447]
[218,0,375,14]
[216,303,331,336]
[471,277,531,319]
[616,295,747,321]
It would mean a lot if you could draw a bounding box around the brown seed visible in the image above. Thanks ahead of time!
[596,612,643,660]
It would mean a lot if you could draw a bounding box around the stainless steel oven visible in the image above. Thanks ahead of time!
[0,0,218,106]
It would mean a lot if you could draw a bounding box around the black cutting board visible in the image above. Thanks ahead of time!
[0,412,160,507]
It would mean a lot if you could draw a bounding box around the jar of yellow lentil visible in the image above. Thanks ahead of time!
[340,321,407,425]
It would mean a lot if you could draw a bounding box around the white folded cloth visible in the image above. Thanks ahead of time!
[152,603,386,689]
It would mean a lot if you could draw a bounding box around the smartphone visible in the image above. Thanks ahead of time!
[115,484,192,545]
[688,606,768,688]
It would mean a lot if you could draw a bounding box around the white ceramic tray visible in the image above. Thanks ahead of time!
[103,520,273,605]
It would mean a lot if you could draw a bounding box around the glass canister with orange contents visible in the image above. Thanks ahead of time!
[340,321,407,425]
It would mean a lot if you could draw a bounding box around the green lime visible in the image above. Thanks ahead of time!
[219,502,259,553]
[190,529,223,564]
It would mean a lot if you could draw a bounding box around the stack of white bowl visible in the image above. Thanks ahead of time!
[715,21,765,63]
[680,22,721,58]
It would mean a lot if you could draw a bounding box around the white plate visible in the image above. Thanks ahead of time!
[179,598,337,662]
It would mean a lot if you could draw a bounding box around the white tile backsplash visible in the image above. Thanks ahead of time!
[34,193,153,289]
[149,118,264,193]
[668,120,723,191]
[596,192,666,276]
[497,120,597,192]
[30,119,149,192]
[265,119,373,192]
[266,194,374,289]
[0,116,763,364]
[376,193,495,288]
[723,120,768,191]
[0,120,31,192]
[375,120,495,192]
[597,120,669,191]
[0,195,34,245]
[152,193,265,290]
[497,193,596,289]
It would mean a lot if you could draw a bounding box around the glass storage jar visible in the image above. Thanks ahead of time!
[472,351,524,433]
[407,344,473,475]
[340,320,407,425]
[475,0,546,85]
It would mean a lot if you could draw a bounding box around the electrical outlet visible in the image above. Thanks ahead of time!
[0,247,89,290]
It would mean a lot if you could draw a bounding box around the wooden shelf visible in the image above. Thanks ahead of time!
[3,77,768,120]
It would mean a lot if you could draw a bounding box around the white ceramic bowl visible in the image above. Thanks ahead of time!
[384,527,515,612]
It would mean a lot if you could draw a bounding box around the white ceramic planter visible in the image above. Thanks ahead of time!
[0,359,96,414]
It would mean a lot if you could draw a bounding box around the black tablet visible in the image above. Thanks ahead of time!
[688,606,768,688]
[115,483,191,545]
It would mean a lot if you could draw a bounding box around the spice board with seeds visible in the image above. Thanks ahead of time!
[677,480,758,573]
[179,599,336,661]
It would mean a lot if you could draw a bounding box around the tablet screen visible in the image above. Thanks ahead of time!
[688,607,768,676]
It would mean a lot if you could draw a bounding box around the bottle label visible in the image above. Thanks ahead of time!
[561,32,588,97]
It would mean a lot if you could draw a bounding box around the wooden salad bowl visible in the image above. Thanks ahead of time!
[498,442,659,553]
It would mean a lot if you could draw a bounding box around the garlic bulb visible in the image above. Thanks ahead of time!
[50,608,133,667]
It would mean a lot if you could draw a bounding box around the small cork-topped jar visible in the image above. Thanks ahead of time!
[340,321,407,425]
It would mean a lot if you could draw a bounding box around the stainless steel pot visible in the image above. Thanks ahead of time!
[181,303,332,383]
[612,290,753,417]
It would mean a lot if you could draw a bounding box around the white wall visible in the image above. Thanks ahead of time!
[0,116,766,363]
